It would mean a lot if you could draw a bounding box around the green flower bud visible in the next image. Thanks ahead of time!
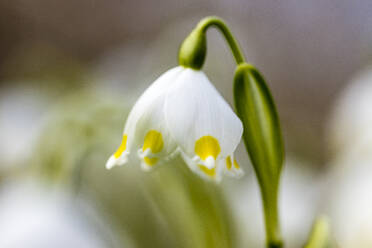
[233,63,284,248]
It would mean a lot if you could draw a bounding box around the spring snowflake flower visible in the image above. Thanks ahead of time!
[106,66,243,181]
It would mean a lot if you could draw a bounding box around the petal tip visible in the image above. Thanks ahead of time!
[233,169,245,178]
[105,154,128,169]
[105,156,116,170]
[140,162,153,172]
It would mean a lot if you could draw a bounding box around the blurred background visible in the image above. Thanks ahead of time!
[1,1,372,247]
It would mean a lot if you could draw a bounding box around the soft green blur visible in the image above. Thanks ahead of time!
[28,91,236,248]
[304,217,332,248]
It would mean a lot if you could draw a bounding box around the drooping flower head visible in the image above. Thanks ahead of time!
[106,66,243,181]
[105,16,285,247]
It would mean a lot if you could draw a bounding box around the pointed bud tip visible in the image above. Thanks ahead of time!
[178,29,207,70]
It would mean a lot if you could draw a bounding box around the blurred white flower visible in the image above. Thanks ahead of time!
[106,66,243,181]
[326,65,372,248]
[0,180,122,248]
[328,65,372,155]
[327,158,372,248]
[0,85,48,168]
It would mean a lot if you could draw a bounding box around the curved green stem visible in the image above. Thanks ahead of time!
[180,17,284,248]
[196,16,245,65]
[178,16,245,69]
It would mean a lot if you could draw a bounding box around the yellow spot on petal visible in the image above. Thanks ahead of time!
[144,157,158,166]
[226,156,232,170]
[233,159,240,169]
[195,136,221,161]
[198,164,216,177]
[143,130,164,153]
[114,134,128,158]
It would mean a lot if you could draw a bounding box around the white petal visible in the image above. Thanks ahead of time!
[134,92,179,170]
[164,68,243,179]
[223,154,244,178]
[105,151,129,169]
[124,66,184,148]
[106,66,184,169]
[180,151,224,182]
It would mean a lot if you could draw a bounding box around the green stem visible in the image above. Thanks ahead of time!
[199,18,284,246]
[196,16,245,65]
[261,185,283,248]
[178,16,246,69]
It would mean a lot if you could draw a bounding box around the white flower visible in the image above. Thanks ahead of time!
[106,66,243,181]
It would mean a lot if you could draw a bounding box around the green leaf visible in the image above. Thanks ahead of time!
[304,216,332,248]
[233,63,284,247]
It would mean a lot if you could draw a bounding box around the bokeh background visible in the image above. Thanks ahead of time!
[1,1,372,247]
